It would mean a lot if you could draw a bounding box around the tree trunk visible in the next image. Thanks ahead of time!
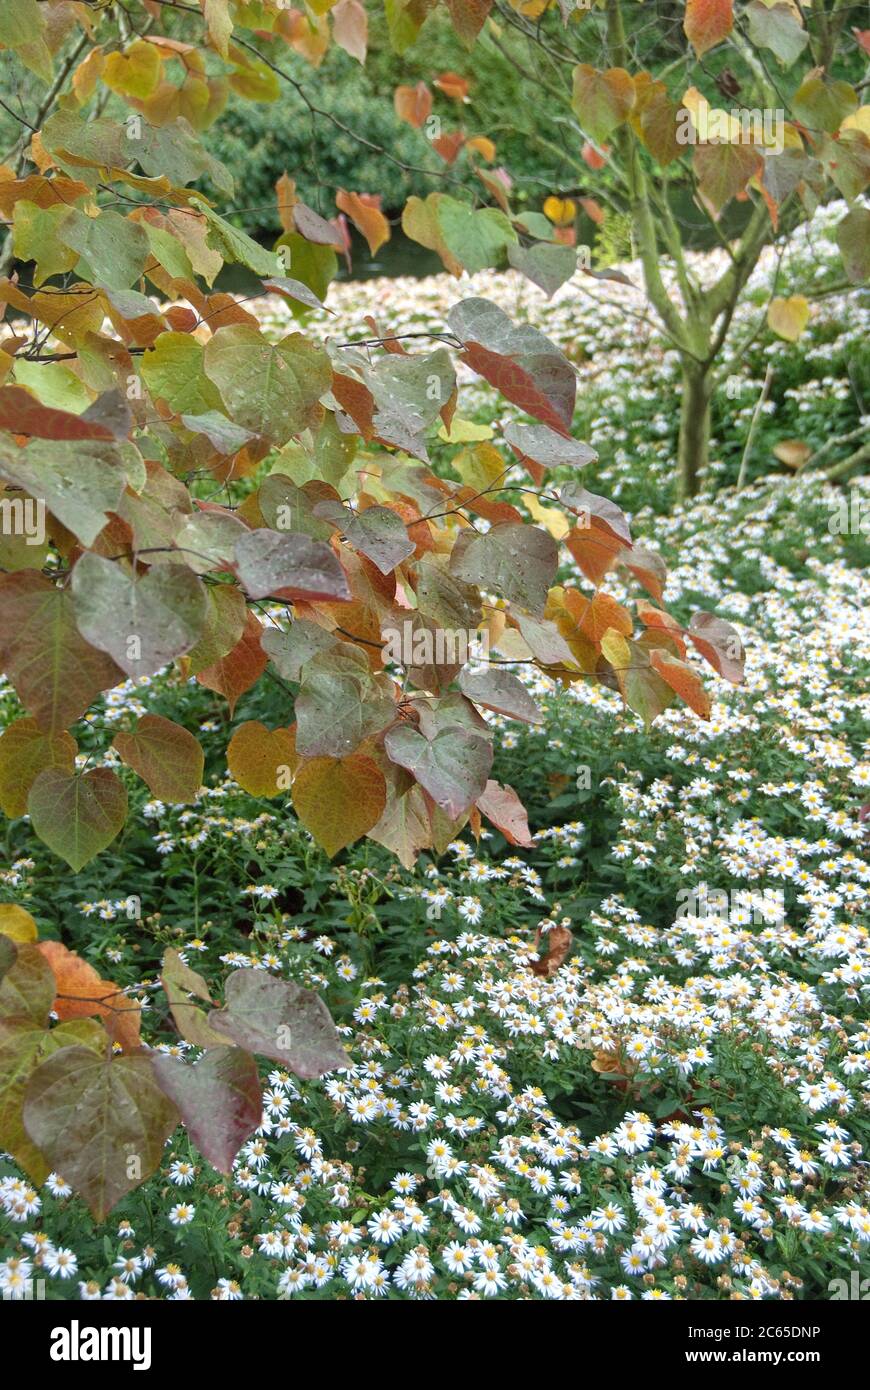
[678,362,712,500]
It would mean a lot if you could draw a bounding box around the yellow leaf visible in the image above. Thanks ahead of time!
[0,904,38,943]
[842,106,870,137]
[227,720,298,797]
[103,40,163,101]
[543,196,576,226]
[204,0,234,58]
[525,492,569,539]
[768,295,810,342]
[437,417,493,443]
[293,755,386,857]
[600,627,631,671]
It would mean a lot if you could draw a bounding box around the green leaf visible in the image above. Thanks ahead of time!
[385,0,437,54]
[792,77,857,135]
[57,209,150,292]
[173,509,249,574]
[43,112,233,196]
[208,970,349,1077]
[621,641,676,728]
[351,346,456,460]
[458,668,542,723]
[295,645,396,758]
[745,1,809,66]
[507,242,577,298]
[23,1046,180,1222]
[571,65,635,144]
[72,555,208,678]
[28,767,128,871]
[151,1046,262,1173]
[185,584,247,674]
[141,333,225,416]
[12,203,78,285]
[435,198,517,274]
[273,234,338,302]
[504,422,596,471]
[0,942,55,1026]
[0,1018,104,1186]
[0,0,52,82]
[258,475,335,539]
[450,522,558,616]
[203,325,332,443]
[142,222,195,283]
[180,410,256,454]
[190,197,281,277]
[0,435,127,546]
[233,528,351,601]
[836,207,870,282]
[160,948,228,1050]
[313,501,415,574]
[261,619,337,681]
[0,573,121,734]
[384,723,493,819]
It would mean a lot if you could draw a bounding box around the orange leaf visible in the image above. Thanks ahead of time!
[465,135,496,162]
[684,0,733,57]
[336,190,390,256]
[649,649,712,719]
[564,525,623,586]
[394,81,432,128]
[570,590,633,644]
[196,609,267,714]
[276,171,298,234]
[477,779,533,847]
[37,941,141,1051]
[434,71,470,102]
[433,131,466,164]
[581,142,608,171]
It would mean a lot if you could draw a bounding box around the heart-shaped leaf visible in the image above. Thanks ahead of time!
[385,723,493,819]
[150,1046,262,1173]
[28,767,127,871]
[72,554,208,678]
[208,970,349,1078]
[113,714,204,803]
[293,754,386,856]
[23,1046,180,1221]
